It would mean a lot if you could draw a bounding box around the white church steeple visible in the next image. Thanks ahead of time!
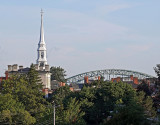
[36,9,47,68]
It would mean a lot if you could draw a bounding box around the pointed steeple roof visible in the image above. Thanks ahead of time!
[37,9,47,66]
[39,9,45,44]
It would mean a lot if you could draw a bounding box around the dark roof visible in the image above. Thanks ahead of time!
[18,67,30,72]
[70,83,84,90]
[9,67,49,74]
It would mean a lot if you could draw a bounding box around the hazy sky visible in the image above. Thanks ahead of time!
[0,0,160,77]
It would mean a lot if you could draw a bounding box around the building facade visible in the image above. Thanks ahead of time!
[7,64,51,89]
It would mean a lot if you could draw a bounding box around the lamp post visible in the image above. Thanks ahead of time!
[52,101,55,125]
[52,101,60,125]
[54,102,55,125]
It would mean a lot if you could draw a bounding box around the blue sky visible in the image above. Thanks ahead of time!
[0,0,160,77]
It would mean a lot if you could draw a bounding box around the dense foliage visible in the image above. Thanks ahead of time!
[50,66,66,82]
[0,65,157,125]
[49,80,156,125]
[154,64,160,82]
[0,64,50,124]
[137,80,152,96]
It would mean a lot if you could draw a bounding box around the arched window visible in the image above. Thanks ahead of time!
[40,62,44,67]
[41,52,44,58]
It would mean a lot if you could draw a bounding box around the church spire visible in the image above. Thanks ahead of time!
[37,9,47,68]
[39,9,44,44]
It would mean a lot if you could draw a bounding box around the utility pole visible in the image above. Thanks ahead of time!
[54,102,55,125]
[52,101,60,125]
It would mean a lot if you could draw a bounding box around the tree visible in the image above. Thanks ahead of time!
[106,100,149,125]
[72,81,137,125]
[137,80,152,96]
[78,85,97,124]
[24,64,48,121]
[50,85,71,105]
[104,88,156,125]
[50,66,66,82]
[75,81,156,125]
[49,86,87,125]
[48,86,72,124]
[61,97,86,125]
[46,80,157,124]
[105,91,156,125]
[153,64,160,112]
[154,64,160,82]
[136,91,156,118]
[0,94,36,125]
[0,64,50,124]
[27,63,43,89]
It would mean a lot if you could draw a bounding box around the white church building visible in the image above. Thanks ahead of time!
[7,10,51,90]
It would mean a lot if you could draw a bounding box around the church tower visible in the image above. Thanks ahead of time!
[36,9,47,68]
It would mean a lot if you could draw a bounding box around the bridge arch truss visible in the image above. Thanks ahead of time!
[66,69,155,83]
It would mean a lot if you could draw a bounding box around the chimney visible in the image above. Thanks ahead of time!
[98,76,101,80]
[62,83,65,86]
[84,76,89,84]
[34,64,39,70]
[117,77,121,82]
[0,77,2,82]
[5,71,8,80]
[130,75,133,80]
[133,77,138,84]
[8,65,12,71]
[70,87,74,91]
[45,65,49,71]
[111,78,114,82]
[12,64,18,71]
[59,82,63,87]
[147,80,150,87]
[42,88,49,98]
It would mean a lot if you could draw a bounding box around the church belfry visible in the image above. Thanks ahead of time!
[37,9,47,68]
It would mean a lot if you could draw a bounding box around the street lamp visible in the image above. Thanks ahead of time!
[52,101,55,125]
[52,101,60,125]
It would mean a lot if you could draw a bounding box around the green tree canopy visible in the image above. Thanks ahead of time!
[50,66,66,82]
[0,64,50,124]
[154,64,160,82]
[78,81,155,125]
[0,94,36,125]
[61,97,86,125]
[106,100,148,125]
[137,80,152,96]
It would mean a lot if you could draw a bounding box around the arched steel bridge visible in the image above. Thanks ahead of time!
[66,69,155,83]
